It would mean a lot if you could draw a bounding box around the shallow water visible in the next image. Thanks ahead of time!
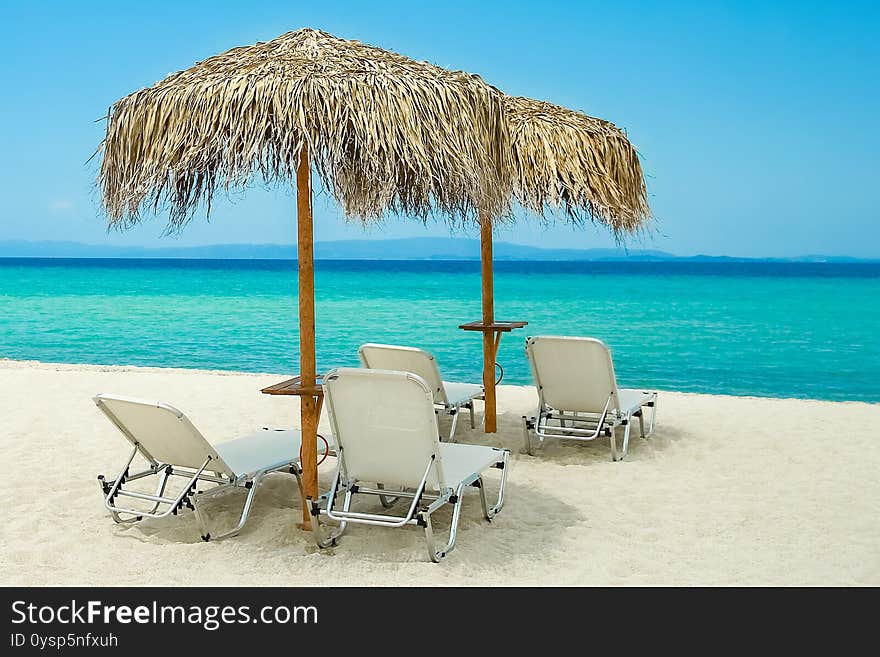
[1,258,878,401]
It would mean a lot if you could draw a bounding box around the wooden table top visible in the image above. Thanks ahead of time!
[261,374,324,397]
[458,320,528,332]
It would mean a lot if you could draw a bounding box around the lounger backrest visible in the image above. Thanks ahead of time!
[323,368,447,490]
[358,343,447,405]
[93,394,235,477]
[525,336,621,414]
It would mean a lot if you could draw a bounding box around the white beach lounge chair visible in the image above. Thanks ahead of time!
[310,368,509,562]
[523,336,658,461]
[94,393,321,542]
[358,343,483,442]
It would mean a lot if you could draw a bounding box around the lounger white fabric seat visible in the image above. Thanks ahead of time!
[523,336,658,461]
[93,394,319,541]
[214,428,305,478]
[437,443,503,488]
[616,389,657,416]
[442,381,485,406]
[311,368,509,562]
[358,343,483,441]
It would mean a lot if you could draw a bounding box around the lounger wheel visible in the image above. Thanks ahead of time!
[376,483,399,508]
[310,500,345,549]
[201,533,211,542]
[314,531,339,549]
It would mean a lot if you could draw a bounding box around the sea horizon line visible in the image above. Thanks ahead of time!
[1,238,878,263]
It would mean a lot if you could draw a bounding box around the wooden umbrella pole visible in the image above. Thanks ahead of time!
[480,213,497,433]
[296,143,318,529]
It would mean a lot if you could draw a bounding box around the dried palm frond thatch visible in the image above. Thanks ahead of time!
[506,95,649,234]
[98,28,511,229]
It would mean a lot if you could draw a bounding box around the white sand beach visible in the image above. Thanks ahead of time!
[0,359,877,586]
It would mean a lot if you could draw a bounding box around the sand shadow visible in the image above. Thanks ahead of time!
[104,399,665,563]
[106,456,585,566]
[468,407,678,466]
[308,477,585,566]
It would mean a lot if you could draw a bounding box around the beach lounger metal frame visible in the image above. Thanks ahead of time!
[522,336,658,461]
[94,394,306,542]
[358,343,481,442]
[310,368,509,562]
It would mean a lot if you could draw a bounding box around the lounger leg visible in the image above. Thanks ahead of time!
[476,477,490,519]
[474,464,508,521]
[422,512,438,561]
[312,480,350,549]
[137,466,172,517]
[621,419,633,461]
[377,483,399,509]
[290,464,304,502]
[333,488,353,538]
[108,510,141,524]
[311,509,340,548]
[638,410,646,439]
[102,465,170,523]
[104,468,171,523]
[446,408,460,443]
[98,475,143,525]
[609,426,619,461]
[98,477,141,524]
[422,484,466,563]
[522,416,534,455]
[196,473,264,542]
[648,395,658,437]
[192,494,211,541]
[99,447,144,524]
[468,402,475,429]
[219,475,261,541]
[487,450,509,517]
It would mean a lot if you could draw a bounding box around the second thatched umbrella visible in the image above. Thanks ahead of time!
[471,95,650,433]
[98,28,512,526]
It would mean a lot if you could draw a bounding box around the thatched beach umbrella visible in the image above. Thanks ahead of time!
[472,96,650,433]
[98,28,512,526]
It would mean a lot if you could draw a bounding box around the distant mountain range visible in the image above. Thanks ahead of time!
[0,239,876,262]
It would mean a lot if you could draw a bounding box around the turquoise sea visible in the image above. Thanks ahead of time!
[1,258,878,402]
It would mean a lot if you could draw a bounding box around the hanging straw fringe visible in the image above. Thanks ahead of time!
[99,29,512,230]
[506,96,650,234]
[98,29,649,235]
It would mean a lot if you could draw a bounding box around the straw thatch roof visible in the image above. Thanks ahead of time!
[506,95,649,233]
[98,28,511,229]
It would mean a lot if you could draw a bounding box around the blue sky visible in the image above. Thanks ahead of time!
[1,0,877,257]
